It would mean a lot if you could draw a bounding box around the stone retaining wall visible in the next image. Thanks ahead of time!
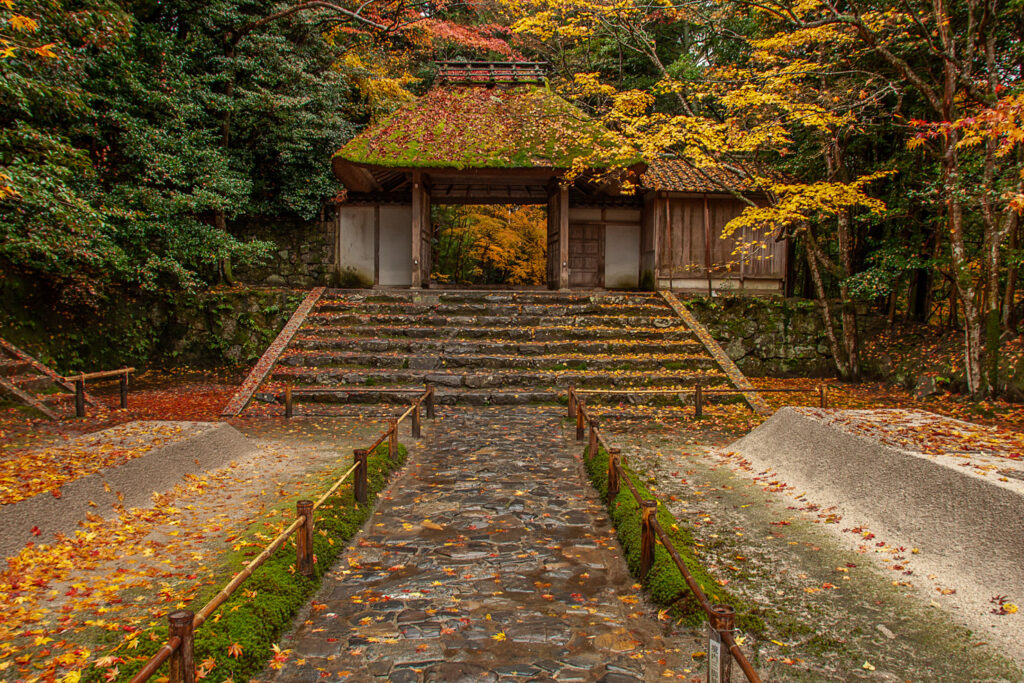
[682,296,833,376]
[229,216,336,287]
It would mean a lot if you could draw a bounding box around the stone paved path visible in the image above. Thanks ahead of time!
[263,407,698,682]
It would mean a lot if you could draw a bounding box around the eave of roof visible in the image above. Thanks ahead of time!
[641,159,767,194]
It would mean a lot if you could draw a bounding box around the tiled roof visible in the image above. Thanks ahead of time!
[641,159,766,193]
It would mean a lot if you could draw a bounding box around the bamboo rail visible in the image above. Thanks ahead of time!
[569,390,762,683]
[573,383,830,412]
[61,367,135,383]
[128,387,435,683]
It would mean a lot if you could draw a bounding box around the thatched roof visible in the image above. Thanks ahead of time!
[334,85,641,172]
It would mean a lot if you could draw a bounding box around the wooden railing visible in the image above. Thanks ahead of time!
[568,388,763,683]
[127,387,434,683]
[573,383,829,417]
[60,367,135,417]
[282,384,435,437]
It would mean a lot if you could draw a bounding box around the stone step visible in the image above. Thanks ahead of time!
[298,325,696,342]
[304,313,686,329]
[313,301,672,317]
[261,386,734,407]
[277,350,718,372]
[290,336,705,356]
[269,366,725,390]
[320,290,664,306]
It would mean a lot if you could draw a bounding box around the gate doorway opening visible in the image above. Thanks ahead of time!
[431,204,547,287]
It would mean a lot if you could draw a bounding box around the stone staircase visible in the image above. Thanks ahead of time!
[257,290,733,407]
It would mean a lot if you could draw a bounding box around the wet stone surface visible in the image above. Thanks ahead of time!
[263,408,698,682]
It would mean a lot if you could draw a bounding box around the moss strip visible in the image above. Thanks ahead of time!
[582,443,763,633]
[92,442,406,683]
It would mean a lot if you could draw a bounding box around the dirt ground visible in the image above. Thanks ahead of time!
[3,373,1024,681]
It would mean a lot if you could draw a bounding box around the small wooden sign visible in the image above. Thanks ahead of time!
[707,624,722,683]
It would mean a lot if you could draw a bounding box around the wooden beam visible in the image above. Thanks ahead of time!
[331,158,382,193]
[411,171,423,288]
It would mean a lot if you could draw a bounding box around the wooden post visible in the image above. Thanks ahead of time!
[412,403,422,438]
[568,386,577,419]
[167,610,196,683]
[285,385,294,419]
[296,500,314,577]
[707,604,736,683]
[588,420,599,460]
[694,383,703,419]
[819,384,828,409]
[640,500,657,579]
[354,449,368,504]
[424,384,435,419]
[411,170,423,288]
[558,186,570,290]
[388,419,398,462]
[575,401,585,441]
[607,448,620,502]
[75,379,86,418]
[119,373,128,410]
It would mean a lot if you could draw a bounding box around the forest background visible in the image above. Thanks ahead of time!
[1,0,1022,397]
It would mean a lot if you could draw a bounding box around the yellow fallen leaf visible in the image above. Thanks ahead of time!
[862,661,876,671]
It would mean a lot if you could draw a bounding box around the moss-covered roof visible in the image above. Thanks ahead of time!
[335,85,641,171]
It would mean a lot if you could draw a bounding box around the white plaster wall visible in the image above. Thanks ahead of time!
[605,223,640,289]
[338,207,375,283]
[379,206,413,286]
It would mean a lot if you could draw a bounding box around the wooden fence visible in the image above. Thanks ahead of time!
[568,388,763,683]
[128,387,434,683]
[61,367,135,417]
[573,383,829,418]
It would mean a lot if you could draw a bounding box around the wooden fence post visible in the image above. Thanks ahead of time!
[424,384,435,419]
[575,401,585,440]
[388,419,398,461]
[75,379,86,418]
[285,385,294,419]
[588,419,599,460]
[819,384,828,409]
[354,449,368,504]
[412,403,422,438]
[568,386,577,419]
[167,610,196,683]
[607,448,620,502]
[707,604,736,683]
[640,500,657,579]
[119,373,128,410]
[694,383,703,420]
[296,500,314,577]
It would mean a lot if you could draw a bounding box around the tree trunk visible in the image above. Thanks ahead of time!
[804,231,851,379]
[835,210,861,380]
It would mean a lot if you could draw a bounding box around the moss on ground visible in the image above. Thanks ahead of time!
[582,443,762,633]
[91,442,407,683]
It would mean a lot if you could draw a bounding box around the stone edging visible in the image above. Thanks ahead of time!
[221,286,326,417]
[660,291,771,416]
